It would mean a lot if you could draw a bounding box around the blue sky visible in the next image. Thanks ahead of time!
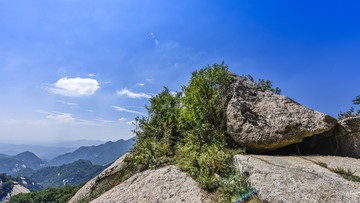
[0,0,359,144]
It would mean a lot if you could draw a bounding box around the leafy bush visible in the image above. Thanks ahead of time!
[244,75,281,94]
[8,185,79,203]
[121,63,262,202]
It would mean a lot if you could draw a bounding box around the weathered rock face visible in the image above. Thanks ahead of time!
[234,155,360,203]
[226,76,337,152]
[91,165,214,203]
[0,182,30,203]
[335,116,360,158]
[69,154,128,203]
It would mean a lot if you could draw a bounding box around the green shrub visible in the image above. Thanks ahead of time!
[338,95,360,120]
[121,63,260,202]
[8,185,79,203]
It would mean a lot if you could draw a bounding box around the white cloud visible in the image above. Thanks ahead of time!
[116,88,151,99]
[49,77,100,97]
[119,117,127,121]
[88,74,95,77]
[112,106,145,115]
[58,100,79,108]
[126,120,135,125]
[150,32,160,45]
[145,78,155,83]
[136,83,145,86]
[47,113,75,123]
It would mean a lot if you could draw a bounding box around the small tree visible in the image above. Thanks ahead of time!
[338,95,360,120]
[244,75,281,94]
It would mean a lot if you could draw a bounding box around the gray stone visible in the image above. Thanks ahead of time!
[304,155,360,176]
[234,155,360,203]
[226,75,337,152]
[335,116,360,158]
[338,116,360,134]
[0,182,30,203]
[69,154,128,203]
[91,165,214,203]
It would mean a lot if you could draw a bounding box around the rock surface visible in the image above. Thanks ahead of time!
[91,165,213,203]
[234,154,360,203]
[69,154,128,203]
[304,155,360,176]
[226,75,337,152]
[0,182,30,203]
[336,116,360,158]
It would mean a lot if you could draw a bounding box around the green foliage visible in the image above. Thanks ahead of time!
[0,173,14,200]
[244,75,281,94]
[8,185,79,203]
[353,95,360,105]
[130,87,182,171]
[14,160,105,188]
[338,95,360,120]
[330,167,360,182]
[121,63,264,202]
[181,62,235,146]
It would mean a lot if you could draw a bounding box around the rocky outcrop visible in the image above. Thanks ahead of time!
[234,155,360,203]
[226,75,337,152]
[335,116,360,158]
[91,165,214,203]
[69,154,128,203]
[0,182,30,203]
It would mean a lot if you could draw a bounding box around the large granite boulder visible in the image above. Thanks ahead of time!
[234,155,360,203]
[335,116,360,158]
[226,75,337,152]
[91,165,214,203]
[69,154,128,203]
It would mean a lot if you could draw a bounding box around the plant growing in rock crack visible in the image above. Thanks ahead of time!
[330,167,360,182]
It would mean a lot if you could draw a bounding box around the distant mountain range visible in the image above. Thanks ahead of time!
[0,151,47,175]
[0,143,75,160]
[14,160,106,188]
[0,139,107,160]
[0,137,134,191]
[49,138,135,166]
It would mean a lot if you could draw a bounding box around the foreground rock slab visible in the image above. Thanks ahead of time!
[226,75,337,152]
[234,155,360,203]
[304,155,360,176]
[91,165,213,203]
[69,154,128,203]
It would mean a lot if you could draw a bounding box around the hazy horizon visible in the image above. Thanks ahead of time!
[1,1,359,144]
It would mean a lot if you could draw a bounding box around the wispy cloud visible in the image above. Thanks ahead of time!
[112,106,145,115]
[116,88,151,99]
[126,120,135,125]
[58,100,79,108]
[88,73,95,77]
[136,83,145,86]
[150,32,160,45]
[145,78,155,83]
[47,113,75,123]
[48,77,100,97]
[119,117,127,121]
